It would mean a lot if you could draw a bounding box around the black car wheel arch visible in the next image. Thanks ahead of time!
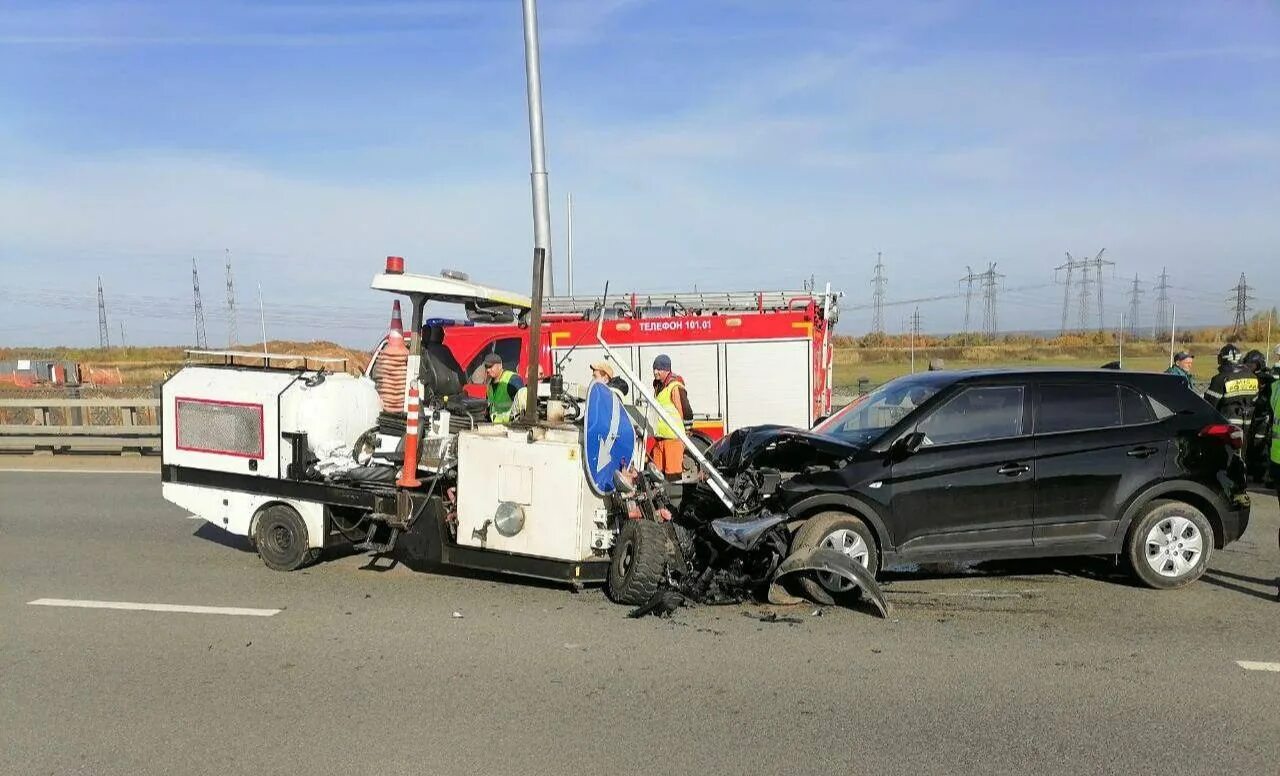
[1117,482,1228,550]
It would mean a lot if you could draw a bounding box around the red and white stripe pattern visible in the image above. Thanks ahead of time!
[397,381,422,488]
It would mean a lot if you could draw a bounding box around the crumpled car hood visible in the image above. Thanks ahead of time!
[709,425,861,474]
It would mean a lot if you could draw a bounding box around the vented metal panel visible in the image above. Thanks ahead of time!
[175,398,264,458]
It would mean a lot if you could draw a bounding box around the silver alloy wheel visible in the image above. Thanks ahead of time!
[817,528,871,592]
[1144,515,1204,578]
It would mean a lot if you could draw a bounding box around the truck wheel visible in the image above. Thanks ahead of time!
[790,512,879,605]
[1126,500,1212,589]
[254,504,315,572]
[607,521,672,605]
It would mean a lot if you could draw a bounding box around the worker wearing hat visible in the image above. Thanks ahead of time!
[1165,351,1194,389]
[484,353,525,424]
[649,354,690,482]
[591,361,631,397]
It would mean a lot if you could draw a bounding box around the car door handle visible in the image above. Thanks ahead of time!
[996,463,1030,477]
[1126,446,1159,459]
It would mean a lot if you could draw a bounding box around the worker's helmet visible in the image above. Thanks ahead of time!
[1243,349,1266,372]
[1217,343,1242,366]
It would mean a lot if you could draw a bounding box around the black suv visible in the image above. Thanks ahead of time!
[702,369,1250,594]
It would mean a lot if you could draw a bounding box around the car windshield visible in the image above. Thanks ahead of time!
[814,374,950,445]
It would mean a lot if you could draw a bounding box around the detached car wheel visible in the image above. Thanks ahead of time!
[254,504,316,572]
[791,512,879,605]
[607,520,672,605]
[1126,500,1212,589]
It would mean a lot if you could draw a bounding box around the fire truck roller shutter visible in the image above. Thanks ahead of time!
[636,344,723,418]
[724,339,812,430]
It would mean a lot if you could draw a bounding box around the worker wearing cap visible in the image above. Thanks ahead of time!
[590,361,614,385]
[649,354,689,482]
[1165,351,1194,389]
[484,353,525,424]
[591,360,630,397]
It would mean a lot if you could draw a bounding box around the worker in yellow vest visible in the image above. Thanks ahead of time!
[484,353,525,424]
[648,354,689,482]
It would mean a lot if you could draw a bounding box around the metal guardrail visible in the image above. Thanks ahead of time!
[0,397,160,455]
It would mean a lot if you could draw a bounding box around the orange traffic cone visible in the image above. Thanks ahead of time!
[397,382,423,488]
[376,300,409,413]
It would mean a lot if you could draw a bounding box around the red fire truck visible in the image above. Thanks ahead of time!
[366,264,842,447]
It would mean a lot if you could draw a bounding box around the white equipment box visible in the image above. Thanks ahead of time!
[455,425,610,562]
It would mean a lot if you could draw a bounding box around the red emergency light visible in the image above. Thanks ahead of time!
[385,256,405,274]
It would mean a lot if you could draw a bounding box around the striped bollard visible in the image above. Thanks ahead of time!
[397,382,423,488]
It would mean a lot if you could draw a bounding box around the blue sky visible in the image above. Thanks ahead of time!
[1,0,1277,346]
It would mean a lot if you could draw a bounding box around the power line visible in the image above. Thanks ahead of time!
[870,252,887,334]
[225,248,237,348]
[1077,262,1092,331]
[1087,249,1113,331]
[1054,252,1084,334]
[959,265,979,337]
[1229,273,1254,336]
[192,257,208,349]
[96,276,110,349]
[1152,268,1171,339]
[980,262,1003,336]
[1125,273,1143,339]
[906,307,922,373]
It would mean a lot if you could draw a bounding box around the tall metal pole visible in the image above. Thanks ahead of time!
[258,284,268,358]
[566,192,574,297]
[1169,303,1176,366]
[1119,313,1125,367]
[521,0,553,296]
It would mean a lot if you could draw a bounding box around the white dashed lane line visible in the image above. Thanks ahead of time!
[28,599,280,617]
[1236,661,1280,673]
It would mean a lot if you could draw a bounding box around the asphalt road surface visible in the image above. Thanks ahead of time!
[3,464,1280,776]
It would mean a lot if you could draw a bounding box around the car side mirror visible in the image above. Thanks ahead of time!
[893,432,926,459]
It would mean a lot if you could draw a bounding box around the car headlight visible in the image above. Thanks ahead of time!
[494,502,525,537]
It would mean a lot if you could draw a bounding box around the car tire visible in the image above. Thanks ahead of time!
[254,504,315,572]
[607,520,672,605]
[791,511,879,605]
[1125,499,1213,590]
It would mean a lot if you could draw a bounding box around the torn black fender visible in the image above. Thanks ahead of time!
[767,547,890,618]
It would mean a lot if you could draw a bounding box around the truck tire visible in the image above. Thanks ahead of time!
[607,520,672,605]
[790,512,879,605]
[254,504,315,572]
[1125,500,1213,590]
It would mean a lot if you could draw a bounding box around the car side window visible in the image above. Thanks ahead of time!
[1038,383,1125,433]
[917,386,1025,445]
[1120,386,1157,425]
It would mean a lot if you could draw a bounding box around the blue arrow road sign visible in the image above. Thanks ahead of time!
[582,381,636,496]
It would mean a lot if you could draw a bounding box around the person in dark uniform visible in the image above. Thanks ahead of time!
[1243,349,1276,481]
[1203,344,1259,428]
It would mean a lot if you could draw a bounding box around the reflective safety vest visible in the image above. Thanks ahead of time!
[1270,387,1280,465]
[488,370,518,424]
[654,380,684,439]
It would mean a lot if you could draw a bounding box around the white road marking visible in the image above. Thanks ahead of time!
[187,514,205,520]
[1236,661,1280,672]
[28,599,280,617]
[0,468,156,475]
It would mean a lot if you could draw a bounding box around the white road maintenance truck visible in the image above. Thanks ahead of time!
[161,257,647,586]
